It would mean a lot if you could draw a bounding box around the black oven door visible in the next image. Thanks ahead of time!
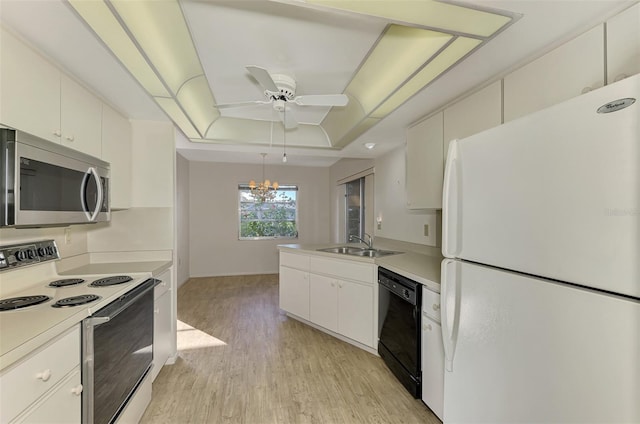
[82,279,157,424]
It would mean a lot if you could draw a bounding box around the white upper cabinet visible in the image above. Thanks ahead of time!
[504,25,605,122]
[1,28,102,158]
[443,80,502,161]
[406,111,444,210]
[607,3,640,83]
[60,74,102,157]
[0,28,61,143]
[102,104,132,209]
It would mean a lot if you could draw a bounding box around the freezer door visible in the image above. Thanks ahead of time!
[441,259,640,424]
[442,74,640,298]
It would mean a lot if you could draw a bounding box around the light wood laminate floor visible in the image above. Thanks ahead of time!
[141,274,440,424]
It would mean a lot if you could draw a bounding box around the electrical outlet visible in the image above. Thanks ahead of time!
[423,224,429,237]
[377,222,382,230]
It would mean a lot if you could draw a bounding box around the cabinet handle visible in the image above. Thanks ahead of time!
[71,384,83,396]
[330,281,335,287]
[65,135,75,142]
[36,369,52,382]
[338,282,343,288]
[423,323,432,331]
[432,303,440,311]
[53,130,61,137]
[154,308,160,314]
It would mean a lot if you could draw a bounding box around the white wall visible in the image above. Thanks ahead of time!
[189,161,331,277]
[374,146,439,246]
[175,152,190,287]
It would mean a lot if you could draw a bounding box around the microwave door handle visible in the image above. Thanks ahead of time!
[80,167,103,222]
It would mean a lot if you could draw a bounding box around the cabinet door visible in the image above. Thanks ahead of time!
[309,274,338,333]
[102,104,132,209]
[60,74,102,157]
[421,314,444,420]
[504,25,604,122]
[16,367,82,424]
[152,289,172,382]
[607,3,640,83]
[406,111,444,209]
[443,81,502,161]
[337,280,374,347]
[0,28,61,143]
[279,266,309,320]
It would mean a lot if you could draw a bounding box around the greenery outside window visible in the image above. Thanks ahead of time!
[238,184,298,240]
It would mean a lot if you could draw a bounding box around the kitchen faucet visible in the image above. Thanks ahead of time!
[349,233,374,250]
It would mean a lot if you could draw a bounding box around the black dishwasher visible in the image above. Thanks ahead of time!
[378,267,422,398]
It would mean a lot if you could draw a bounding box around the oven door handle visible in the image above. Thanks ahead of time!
[92,278,159,323]
[85,316,110,327]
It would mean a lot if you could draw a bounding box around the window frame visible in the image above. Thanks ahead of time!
[238,184,299,241]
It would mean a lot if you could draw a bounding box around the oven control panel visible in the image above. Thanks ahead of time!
[0,240,59,271]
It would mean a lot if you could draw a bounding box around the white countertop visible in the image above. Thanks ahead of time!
[58,260,172,277]
[278,243,442,293]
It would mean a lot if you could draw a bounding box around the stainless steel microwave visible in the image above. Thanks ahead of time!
[1,128,110,227]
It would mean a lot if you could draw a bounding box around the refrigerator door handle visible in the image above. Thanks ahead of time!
[441,259,461,372]
[442,140,461,257]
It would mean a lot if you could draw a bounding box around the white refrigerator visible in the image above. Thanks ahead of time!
[441,73,640,423]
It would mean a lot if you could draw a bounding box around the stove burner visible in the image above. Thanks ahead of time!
[89,275,133,287]
[49,278,85,288]
[52,294,101,308]
[0,295,51,311]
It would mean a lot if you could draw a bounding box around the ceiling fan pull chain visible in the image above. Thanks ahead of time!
[283,107,288,163]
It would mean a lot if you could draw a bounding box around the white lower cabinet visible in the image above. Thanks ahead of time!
[421,287,444,420]
[279,265,310,320]
[152,269,174,382]
[15,367,82,424]
[310,274,338,332]
[279,250,377,350]
[310,274,374,347]
[0,325,81,423]
[337,279,373,347]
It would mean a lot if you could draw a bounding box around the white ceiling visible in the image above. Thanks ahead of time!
[0,0,635,166]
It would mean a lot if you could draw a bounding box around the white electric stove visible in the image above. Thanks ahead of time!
[0,240,151,367]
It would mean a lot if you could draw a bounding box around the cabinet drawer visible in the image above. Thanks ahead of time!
[280,252,310,270]
[422,286,441,322]
[0,325,80,423]
[154,269,171,299]
[14,367,82,424]
[309,257,374,283]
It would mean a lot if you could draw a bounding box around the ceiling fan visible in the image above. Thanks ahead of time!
[213,66,349,129]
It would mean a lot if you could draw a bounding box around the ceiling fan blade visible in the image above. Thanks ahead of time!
[213,100,270,109]
[293,94,348,107]
[278,107,298,129]
[246,65,279,92]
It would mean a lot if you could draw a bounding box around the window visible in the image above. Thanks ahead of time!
[238,185,298,240]
[345,177,365,242]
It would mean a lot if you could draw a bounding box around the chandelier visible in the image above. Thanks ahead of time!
[249,153,279,202]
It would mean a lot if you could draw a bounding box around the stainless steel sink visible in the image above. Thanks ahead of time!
[316,246,364,255]
[350,249,401,258]
[316,246,402,258]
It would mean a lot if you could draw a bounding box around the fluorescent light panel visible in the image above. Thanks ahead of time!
[110,0,202,95]
[371,37,482,118]
[154,98,200,139]
[347,25,452,115]
[68,0,169,97]
[305,0,511,37]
